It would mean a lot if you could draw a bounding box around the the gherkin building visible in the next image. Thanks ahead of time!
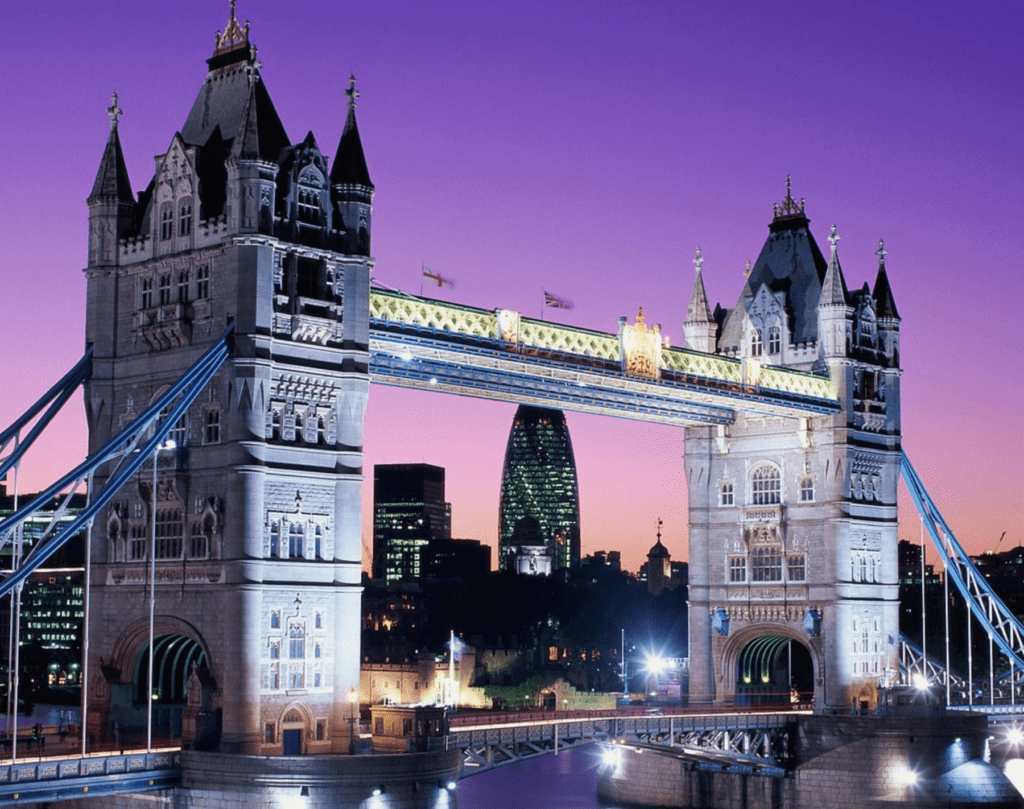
[499,405,581,572]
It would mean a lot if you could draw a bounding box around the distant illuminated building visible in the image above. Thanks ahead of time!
[372,464,451,583]
[498,405,581,573]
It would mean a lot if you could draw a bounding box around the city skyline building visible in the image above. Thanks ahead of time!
[372,463,451,583]
[498,405,581,573]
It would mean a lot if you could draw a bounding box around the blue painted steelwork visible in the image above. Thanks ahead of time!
[0,325,233,598]
[0,347,93,482]
[901,451,1024,673]
[0,750,180,806]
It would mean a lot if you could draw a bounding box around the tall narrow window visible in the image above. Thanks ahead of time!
[288,523,305,559]
[751,330,763,357]
[189,522,207,559]
[729,556,747,583]
[788,554,806,581]
[178,200,192,236]
[154,509,183,558]
[800,478,815,502]
[158,273,172,305]
[719,481,734,506]
[203,409,221,444]
[767,325,781,354]
[160,203,173,240]
[751,465,781,505]
[196,265,210,299]
[269,523,280,558]
[297,187,321,225]
[178,269,190,303]
[289,624,305,659]
[140,277,153,309]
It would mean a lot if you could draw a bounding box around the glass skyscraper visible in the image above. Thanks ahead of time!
[499,405,581,572]
[372,464,451,583]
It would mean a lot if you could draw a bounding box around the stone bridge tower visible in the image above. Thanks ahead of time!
[684,183,902,712]
[83,7,373,753]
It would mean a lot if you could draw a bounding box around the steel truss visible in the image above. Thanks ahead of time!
[901,452,1024,677]
[898,634,967,691]
[0,325,233,597]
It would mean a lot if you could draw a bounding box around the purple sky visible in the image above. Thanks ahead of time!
[1,1,1020,574]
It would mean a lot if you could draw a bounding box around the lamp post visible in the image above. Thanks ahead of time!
[347,687,358,754]
[147,438,176,752]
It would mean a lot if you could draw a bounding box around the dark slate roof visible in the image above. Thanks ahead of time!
[180,48,289,164]
[229,73,262,160]
[331,106,373,187]
[727,213,828,346]
[648,538,670,558]
[89,127,134,204]
[873,264,900,319]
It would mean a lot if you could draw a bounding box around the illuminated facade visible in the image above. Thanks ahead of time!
[372,464,451,583]
[499,405,581,572]
[685,183,902,711]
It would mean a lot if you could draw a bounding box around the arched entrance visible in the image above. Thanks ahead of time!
[735,635,814,708]
[134,634,207,740]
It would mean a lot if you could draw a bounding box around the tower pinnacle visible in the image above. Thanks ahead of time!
[828,223,840,260]
[345,74,360,112]
[875,238,888,268]
[106,92,123,131]
[214,0,250,55]
[693,246,704,275]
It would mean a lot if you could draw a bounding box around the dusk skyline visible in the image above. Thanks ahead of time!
[1,1,1020,574]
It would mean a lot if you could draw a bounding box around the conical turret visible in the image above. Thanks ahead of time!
[88,93,136,268]
[331,75,374,256]
[816,224,851,358]
[683,247,717,353]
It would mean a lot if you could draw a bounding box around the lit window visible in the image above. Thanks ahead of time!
[751,465,781,505]
[720,481,734,506]
[767,325,781,354]
[788,555,806,581]
[800,478,814,502]
[751,546,782,582]
[729,556,747,583]
[751,330,762,357]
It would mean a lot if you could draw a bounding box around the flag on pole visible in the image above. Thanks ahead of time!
[422,266,454,289]
[543,290,572,309]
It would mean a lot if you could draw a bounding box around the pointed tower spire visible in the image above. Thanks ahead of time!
[89,93,134,205]
[872,238,899,320]
[683,247,717,353]
[331,74,375,255]
[818,224,848,307]
[331,75,373,187]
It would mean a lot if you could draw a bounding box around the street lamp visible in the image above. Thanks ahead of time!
[147,438,176,752]
[347,687,358,754]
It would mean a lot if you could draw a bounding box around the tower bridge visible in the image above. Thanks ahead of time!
[0,4,1022,807]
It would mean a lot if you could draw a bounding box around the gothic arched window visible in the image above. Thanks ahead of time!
[751,464,781,505]
[767,325,781,354]
[179,200,193,236]
[751,330,763,357]
[289,624,305,659]
[160,203,173,240]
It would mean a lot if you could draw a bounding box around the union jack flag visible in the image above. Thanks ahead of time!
[543,290,572,309]
[422,267,454,288]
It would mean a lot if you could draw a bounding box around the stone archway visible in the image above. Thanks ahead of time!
[100,617,214,744]
[278,702,313,756]
[721,625,820,708]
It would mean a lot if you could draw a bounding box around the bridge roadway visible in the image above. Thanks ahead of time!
[1,706,1020,803]
[444,708,803,776]
[368,289,840,426]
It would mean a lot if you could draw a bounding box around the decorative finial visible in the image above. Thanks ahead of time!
[107,92,123,131]
[773,175,804,220]
[828,224,840,258]
[657,517,663,541]
[345,74,360,111]
[636,306,645,324]
[693,246,704,275]
[744,260,751,278]
[876,238,888,268]
[214,0,250,55]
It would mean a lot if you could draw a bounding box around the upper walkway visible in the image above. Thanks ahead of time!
[369,290,840,426]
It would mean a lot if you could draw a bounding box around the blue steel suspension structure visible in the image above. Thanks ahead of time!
[0,324,233,598]
[901,450,1024,688]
